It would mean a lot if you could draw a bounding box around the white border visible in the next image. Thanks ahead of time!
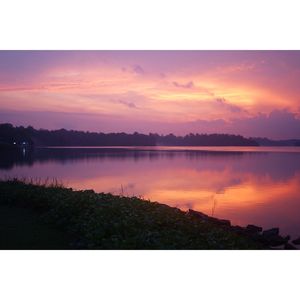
[1,0,300,49]
[1,0,300,299]
[0,251,299,300]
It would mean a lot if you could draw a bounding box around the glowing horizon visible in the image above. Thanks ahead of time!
[1,50,300,139]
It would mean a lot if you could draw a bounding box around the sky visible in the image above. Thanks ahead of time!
[0,50,300,139]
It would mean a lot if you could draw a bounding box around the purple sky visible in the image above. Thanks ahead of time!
[0,51,300,139]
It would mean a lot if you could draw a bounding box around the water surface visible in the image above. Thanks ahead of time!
[1,146,300,240]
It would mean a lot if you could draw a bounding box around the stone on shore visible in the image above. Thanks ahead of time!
[188,209,209,220]
[263,235,289,247]
[246,224,263,234]
[187,210,231,226]
[83,189,95,194]
[292,237,300,245]
[187,208,295,249]
[285,243,297,250]
[259,228,292,247]
[210,218,231,226]
[231,225,246,234]
[262,228,279,238]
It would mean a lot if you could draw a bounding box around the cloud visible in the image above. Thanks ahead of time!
[172,81,194,89]
[215,97,245,113]
[189,109,300,139]
[121,64,145,75]
[233,109,300,139]
[118,99,137,109]
[132,65,145,75]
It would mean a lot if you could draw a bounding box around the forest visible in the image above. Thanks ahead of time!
[0,123,266,147]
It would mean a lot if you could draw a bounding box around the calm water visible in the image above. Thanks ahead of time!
[1,146,300,239]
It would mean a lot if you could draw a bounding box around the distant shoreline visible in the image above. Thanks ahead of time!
[3,144,300,153]
[2,123,300,148]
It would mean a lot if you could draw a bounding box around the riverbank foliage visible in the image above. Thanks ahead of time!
[0,179,265,249]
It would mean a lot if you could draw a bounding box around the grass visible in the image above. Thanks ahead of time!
[0,179,266,249]
[0,205,71,249]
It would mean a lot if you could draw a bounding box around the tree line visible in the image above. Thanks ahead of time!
[0,123,259,147]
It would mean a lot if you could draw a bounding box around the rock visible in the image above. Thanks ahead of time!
[251,233,266,243]
[216,219,231,226]
[207,216,231,226]
[260,228,289,247]
[261,234,289,247]
[84,189,95,194]
[292,237,300,245]
[269,237,286,247]
[262,228,279,238]
[246,224,263,234]
[285,243,297,250]
[231,225,245,234]
[188,209,209,220]
[187,210,230,226]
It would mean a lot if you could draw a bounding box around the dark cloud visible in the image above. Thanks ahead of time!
[233,110,300,139]
[118,99,137,109]
[79,92,141,109]
[189,109,300,139]
[215,97,245,113]
[121,64,145,75]
[132,65,145,75]
[172,81,194,89]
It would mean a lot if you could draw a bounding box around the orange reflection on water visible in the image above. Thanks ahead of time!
[1,147,300,238]
[67,164,300,235]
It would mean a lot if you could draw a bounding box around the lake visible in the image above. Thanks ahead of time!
[1,146,300,240]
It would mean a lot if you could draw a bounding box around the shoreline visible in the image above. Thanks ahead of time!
[187,209,298,250]
[0,179,299,250]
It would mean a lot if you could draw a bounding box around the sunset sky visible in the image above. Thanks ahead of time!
[0,50,300,139]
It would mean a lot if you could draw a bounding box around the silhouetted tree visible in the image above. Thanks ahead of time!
[0,123,262,147]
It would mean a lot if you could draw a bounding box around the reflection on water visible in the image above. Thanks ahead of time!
[1,146,300,239]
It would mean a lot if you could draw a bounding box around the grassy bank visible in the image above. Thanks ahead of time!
[0,205,72,249]
[0,179,266,249]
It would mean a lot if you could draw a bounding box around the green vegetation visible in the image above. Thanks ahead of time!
[0,205,71,249]
[0,179,266,249]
